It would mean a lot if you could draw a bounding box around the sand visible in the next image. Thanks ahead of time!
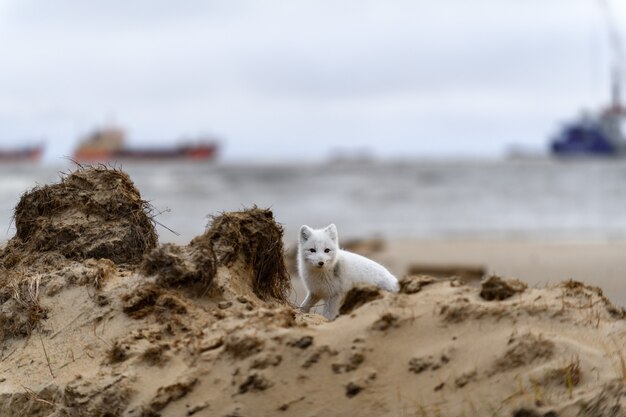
[2,167,626,417]
[376,240,626,307]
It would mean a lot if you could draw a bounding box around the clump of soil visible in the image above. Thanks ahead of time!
[200,207,290,303]
[141,344,170,366]
[141,207,290,304]
[371,313,399,331]
[480,275,527,301]
[0,384,61,417]
[238,373,272,394]
[2,166,157,267]
[121,282,189,320]
[141,242,216,292]
[332,352,365,373]
[224,332,265,359]
[399,275,437,294]
[408,353,450,374]
[339,285,383,315]
[143,377,198,416]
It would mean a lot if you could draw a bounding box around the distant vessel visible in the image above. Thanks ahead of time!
[0,144,44,162]
[550,0,626,157]
[73,126,219,162]
[550,76,626,157]
[550,100,626,157]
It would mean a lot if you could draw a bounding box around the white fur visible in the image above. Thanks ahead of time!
[297,224,399,320]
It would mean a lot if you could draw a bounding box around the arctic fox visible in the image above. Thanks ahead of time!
[297,224,399,320]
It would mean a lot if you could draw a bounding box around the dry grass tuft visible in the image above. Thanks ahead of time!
[3,165,157,267]
[564,356,582,398]
[200,207,290,303]
[558,279,626,320]
[0,272,48,339]
[141,207,290,304]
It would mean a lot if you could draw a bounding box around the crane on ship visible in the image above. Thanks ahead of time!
[550,0,626,156]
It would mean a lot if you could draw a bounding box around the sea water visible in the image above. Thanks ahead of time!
[1,159,626,245]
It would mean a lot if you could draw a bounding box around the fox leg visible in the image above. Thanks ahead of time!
[300,292,320,313]
[323,294,342,320]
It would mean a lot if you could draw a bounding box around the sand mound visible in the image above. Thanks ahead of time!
[0,167,156,341]
[3,249,626,417]
[4,171,626,417]
[141,207,290,304]
[3,166,157,267]
[200,207,290,303]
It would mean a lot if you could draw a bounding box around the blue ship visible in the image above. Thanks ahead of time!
[551,0,626,157]
[550,106,626,157]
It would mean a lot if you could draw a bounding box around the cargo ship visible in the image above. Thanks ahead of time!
[73,126,218,162]
[550,75,626,157]
[0,144,44,162]
[550,0,626,157]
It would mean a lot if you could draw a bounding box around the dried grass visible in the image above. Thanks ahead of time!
[200,207,290,303]
[0,272,48,340]
[141,207,290,303]
[3,165,157,267]
[558,279,626,320]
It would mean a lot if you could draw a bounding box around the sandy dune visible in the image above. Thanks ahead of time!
[2,167,626,417]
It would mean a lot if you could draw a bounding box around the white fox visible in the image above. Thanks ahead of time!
[297,224,399,320]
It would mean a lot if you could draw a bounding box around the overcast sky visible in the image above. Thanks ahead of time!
[0,0,624,162]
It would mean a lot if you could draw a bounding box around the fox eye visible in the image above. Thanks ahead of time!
[324,248,330,253]
[309,248,316,253]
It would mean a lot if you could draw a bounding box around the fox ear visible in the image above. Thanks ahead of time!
[324,224,338,242]
[299,225,313,242]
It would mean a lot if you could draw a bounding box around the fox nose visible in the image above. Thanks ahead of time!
[318,261,324,266]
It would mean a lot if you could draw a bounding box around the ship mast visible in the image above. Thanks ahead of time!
[598,0,625,113]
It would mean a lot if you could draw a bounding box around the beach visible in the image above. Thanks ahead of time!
[378,239,626,302]
[1,166,626,416]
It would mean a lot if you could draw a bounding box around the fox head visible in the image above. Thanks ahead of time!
[298,224,339,269]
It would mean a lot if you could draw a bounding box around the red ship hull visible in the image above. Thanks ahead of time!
[0,146,44,162]
[73,144,218,163]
